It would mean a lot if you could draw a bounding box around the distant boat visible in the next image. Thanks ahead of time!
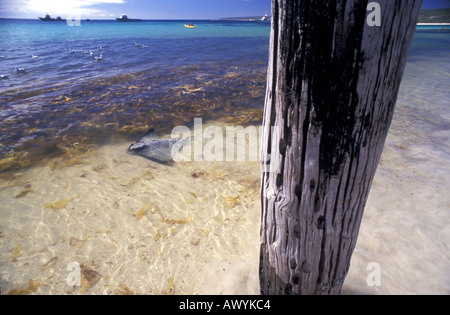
[260,14,271,22]
[184,24,197,28]
[39,14,66,22]
[116,14,142,22]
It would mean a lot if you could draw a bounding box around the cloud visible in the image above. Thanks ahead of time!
[1,0,126,18]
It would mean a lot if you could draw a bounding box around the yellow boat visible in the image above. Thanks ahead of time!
[184,24,197,28]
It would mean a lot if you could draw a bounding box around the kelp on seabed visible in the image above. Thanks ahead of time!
[0,65,266,174]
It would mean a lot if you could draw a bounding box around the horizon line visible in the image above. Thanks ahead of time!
[0,16,270,21]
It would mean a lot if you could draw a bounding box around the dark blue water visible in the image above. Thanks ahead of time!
[0,19,270,91]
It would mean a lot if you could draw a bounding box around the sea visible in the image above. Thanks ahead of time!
[0,19,449,295]
[0,19,270,166]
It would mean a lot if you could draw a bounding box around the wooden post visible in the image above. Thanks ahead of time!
[259,0,423,295]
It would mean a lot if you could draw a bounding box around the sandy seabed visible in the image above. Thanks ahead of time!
[0,117,448,295]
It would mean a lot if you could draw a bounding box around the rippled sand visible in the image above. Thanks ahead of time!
[344,122,450,295]
[0,115,449,295]
[0,122,262,295]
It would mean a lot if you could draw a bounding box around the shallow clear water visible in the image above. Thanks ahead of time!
[0,19,270,169]
[0,19,449,295]
[343,28,450,294]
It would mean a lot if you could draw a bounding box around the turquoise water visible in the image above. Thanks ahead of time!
[0,19,449,295]
[416,25,450,31]
[0,19,269,90]
[0,19,270,168]
[0,19,449,172]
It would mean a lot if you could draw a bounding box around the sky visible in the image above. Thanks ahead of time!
[0,0,448,20]
[0,0,272,19]
[422,0,450,9]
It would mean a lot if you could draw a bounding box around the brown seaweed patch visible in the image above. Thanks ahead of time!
[159,216,193,225]
[153,230,164,241]
[43,196,78,210]
[188,191,198,198]
[161,276,176,295]
[207,167,227,180]
[96,229,113,234]
[216,108,263,126]
[47,142,96,170]
[69,235,90,249]
[114,284,135,295]
[5,280,44,295]
[53,95,72,103]
[394,144,409,151]
[152,204,193,229]
[92,163,108,172]
[191,170,207,178]
[0,62,266,175]
[0,135,99,174]
[167,276,176,295]
[0,156,16,173]
[15,184,34,199]
[0,152,34,173]
[41,256,58,270]
[80,262,101,294]
[136,204,153,220]
[0,170,22,182]
[147,276,176,295]
[240,178,260,195]
[173,84,205,95]
[116,124,150,137]
[121,170,155,187]
[224,72,238,78]
[11,243,23,262]
[223,195,240,209]
[190,228,211,246]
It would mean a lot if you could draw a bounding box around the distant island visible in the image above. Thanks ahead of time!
[38,14,66,22]
[35,8,449,24]
[220,8,450,24]
[116,14,142,22]
[218,15,270,22]
[418,8,450,23]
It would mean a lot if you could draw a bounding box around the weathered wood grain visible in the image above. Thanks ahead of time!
[260,0,423,295]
